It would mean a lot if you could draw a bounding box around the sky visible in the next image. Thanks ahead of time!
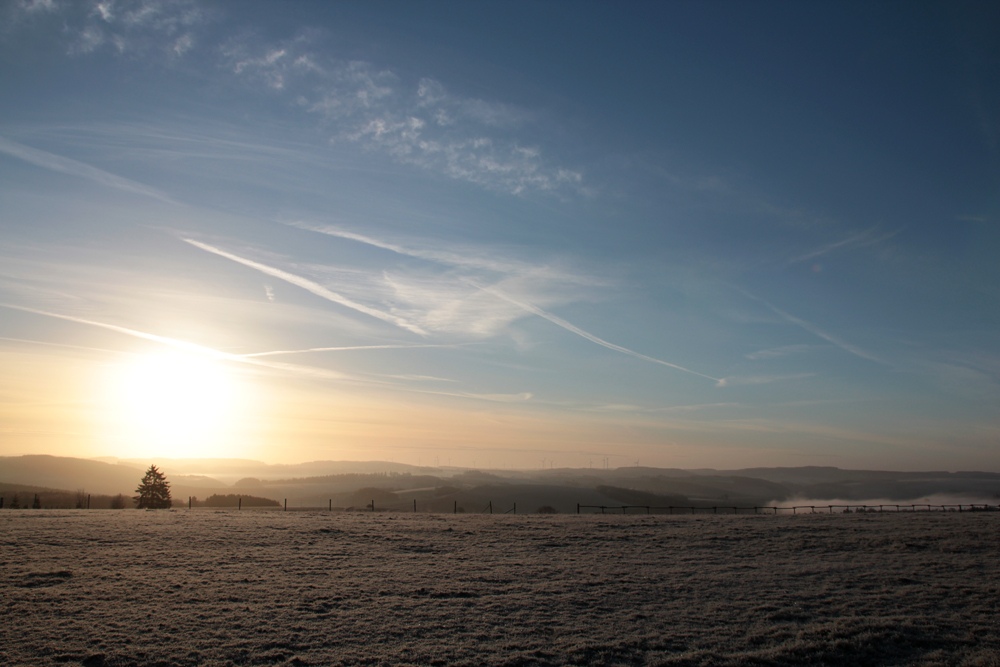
[1,0,998,471]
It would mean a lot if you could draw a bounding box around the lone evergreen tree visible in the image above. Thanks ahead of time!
[134,465,172,509]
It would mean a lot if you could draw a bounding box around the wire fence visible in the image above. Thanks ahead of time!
[576,503,1000,515]
[8,492,995,515]
[182,497,1000,515]
[189,497,519,514]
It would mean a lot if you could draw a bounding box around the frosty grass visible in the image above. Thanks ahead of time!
[2,511,997,666]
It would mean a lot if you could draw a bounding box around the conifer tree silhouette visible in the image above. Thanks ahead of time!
[134,465,172,509]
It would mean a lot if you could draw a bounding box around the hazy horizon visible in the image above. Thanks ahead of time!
[19,453,1000,475]
[2,1,998,471]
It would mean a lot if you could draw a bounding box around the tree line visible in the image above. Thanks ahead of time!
[2,466,280,510]
[2,464,173,510]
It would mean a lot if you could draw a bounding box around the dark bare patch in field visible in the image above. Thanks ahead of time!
[16,569,73,587]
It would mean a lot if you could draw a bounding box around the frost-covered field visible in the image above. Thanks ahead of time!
[2,511,998,666]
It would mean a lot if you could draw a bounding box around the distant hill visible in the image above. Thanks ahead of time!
[2,456,997,508]
[0,455,226,498]
[114,458,441,483]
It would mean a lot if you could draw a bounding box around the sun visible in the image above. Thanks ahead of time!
[107,352,243,458]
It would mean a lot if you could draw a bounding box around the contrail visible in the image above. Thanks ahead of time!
[0,302,354,380]
[790,227,901,263]
[737,288,883,363]
[0,136,176,204]
[0,336,139,356]
[0,302,240,360]
[0,336,136,355]
[473,284,722,383]
[285,222,530,274]
[240,343,467,358]
[182,238,428,336]
[0,305,520,397]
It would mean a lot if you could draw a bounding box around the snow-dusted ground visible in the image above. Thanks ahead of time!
[2,511,997,666]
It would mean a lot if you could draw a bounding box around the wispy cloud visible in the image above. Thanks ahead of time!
[0,136,175,203]
[61,0,207,57]
[12,2,583,198]
[474,283,722,383]
[14,0,57,14]
[790,226,902,263]
[181,238,428,336]
[217,37,584,195]
[738,289,883,364]
[282,225,613,339]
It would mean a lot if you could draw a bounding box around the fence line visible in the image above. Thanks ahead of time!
[576,503,1000,515]
[267,499,518,514]
[173,497,998,515]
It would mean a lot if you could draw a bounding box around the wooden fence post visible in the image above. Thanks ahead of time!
[87,494,90,510]
[413,499,416,513]
[577,503,580,514]
[329,499,332,512]
[188,496,191,510]
[454,500,457,514]
[372,499,375,512]
[284,499,287,511]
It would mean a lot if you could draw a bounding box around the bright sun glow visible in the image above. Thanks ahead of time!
[108,353,243,458]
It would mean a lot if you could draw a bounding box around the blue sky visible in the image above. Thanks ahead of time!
[1,0,998,470]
